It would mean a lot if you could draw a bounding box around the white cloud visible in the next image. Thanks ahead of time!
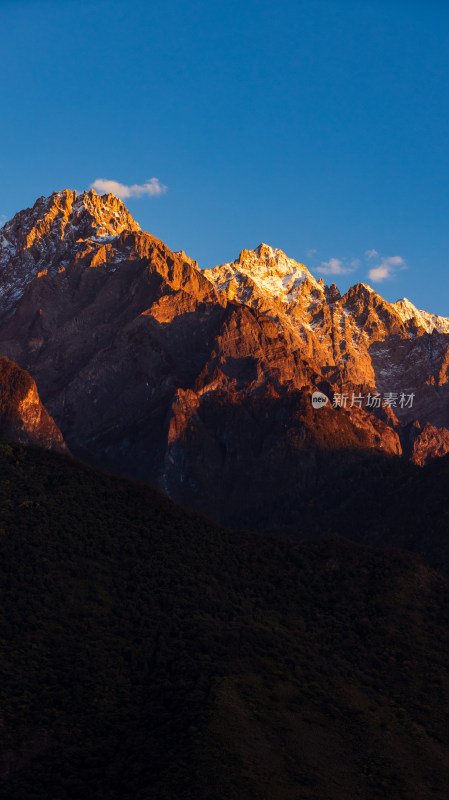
[318,257,358,276]
[385,256,404,266]
[90,177,167,199]
[315,248,406,283]
[368,255,406,283]
[306,248,318,257]
[368,264,392,282]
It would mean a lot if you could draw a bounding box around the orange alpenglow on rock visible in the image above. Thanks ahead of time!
[0,356,67,453]
[0,189,447,529]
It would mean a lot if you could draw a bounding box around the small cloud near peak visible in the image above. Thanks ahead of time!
[315,249,407,282]
[90,178,167,200]
[318,257,358,276]
[368,255,406,283]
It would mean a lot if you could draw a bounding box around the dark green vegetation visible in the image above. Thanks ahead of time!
[0,442,449,797]
[298,449,449,578]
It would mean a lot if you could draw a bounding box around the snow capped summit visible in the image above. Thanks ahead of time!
[204,243,321,307]
[0,188,141,312]
[202,244,449,391]
[239,242,312,277]
[204,245,449,347]
[393,298,449,334]
[0,188,140,256]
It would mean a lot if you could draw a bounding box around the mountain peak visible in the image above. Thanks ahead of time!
[1,188,140,250]
[0,189,141,312]
[204,243,322,311]
[237,243,313,279]
[76,189,141,237]
[393,297,449,334]
[250,242,279,262]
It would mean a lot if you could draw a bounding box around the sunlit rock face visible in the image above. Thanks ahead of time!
[0,188,141,313]
[403,420,449,466]
[207,246,449,434]
[0,190,447,527]
[0,356,67,453]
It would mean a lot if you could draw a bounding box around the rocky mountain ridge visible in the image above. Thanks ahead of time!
[0,189,447,528]
[206,242,449,439]
[0,189,140,313]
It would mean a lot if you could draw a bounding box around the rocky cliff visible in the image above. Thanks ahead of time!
[0,356,67,453]
[0,190,447,527]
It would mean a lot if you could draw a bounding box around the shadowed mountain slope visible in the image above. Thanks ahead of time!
[0,441,448,798]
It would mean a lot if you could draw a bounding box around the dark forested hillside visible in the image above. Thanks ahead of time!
[291,449,449,578]
[0,442,448,798]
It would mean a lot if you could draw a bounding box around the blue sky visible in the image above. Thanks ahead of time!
[1,0,448,314]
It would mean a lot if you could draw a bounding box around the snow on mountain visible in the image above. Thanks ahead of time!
[202,244,449,395]
[204,243,449,342]
[204,243,321,304]
[203,242,332,362]
[0,189,140,312]
[0,188,448,494]
[0,187,447,408]
[393,298,449,335]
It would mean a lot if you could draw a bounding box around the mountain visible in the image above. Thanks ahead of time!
[205,244,449,432]
[2,192,449,798]
[1,440,449,799]
[0,189,140,313]
[0,189,448,528]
